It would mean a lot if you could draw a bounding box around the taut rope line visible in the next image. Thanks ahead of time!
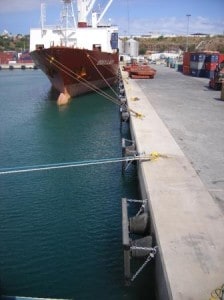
[43,52,142,117]
[0,154,151,176]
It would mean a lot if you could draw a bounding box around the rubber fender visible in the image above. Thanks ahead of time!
[131,235,152,258]
[129,212,150,235]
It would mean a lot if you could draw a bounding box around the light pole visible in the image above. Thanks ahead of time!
[186,14,191,52]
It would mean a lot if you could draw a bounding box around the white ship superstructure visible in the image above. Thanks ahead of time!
[30,0,118,53]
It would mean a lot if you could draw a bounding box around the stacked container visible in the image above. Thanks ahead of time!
[18,51,33,64]
[204,53,219,78]
[183,52,224,78]
[219,53,224,63]
[183,52,190,75]
[0,51,17,64]
[190,53,206,77]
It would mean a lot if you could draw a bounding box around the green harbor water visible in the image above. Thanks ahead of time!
[0,70,155,299]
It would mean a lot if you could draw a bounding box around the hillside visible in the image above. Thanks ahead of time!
[0,34,29,52]
[135,35,224,55]
[1,33,223,55]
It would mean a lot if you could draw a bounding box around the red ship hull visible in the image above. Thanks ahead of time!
[30,47,119,104]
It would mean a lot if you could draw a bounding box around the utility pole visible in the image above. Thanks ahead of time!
[186,14,191,52]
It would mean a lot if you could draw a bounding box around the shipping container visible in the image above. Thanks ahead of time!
[205,54,219,63]
[0,51,17,64]
[190,61,204,70]
[204,70,214,79]
[184,52,223,78]
[190,68,206,77]
[18,59,33,64]
[18,60,34,64]
[204,62,218,71]
[219,53,224,63]
[183,52,190,66]
[190,53,206,62]
[190,69,214,78]
[183,65,190,75]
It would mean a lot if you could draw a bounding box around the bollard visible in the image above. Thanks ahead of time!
[119,96,127,105]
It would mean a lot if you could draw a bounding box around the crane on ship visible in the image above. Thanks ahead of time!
[76,0,114,26]
[40,0,115,47]
[40,0,114,30]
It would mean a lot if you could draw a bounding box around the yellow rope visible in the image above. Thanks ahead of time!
[128,108,144,119]
[86,53,119,98]
[44,52,143,117]
[46,53,121,106]
[131,97,140,101]
[140,152,169,161]
[149,151,169,160]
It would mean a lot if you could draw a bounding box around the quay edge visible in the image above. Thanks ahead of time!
[120,66,224,299]
[0,63,36,70]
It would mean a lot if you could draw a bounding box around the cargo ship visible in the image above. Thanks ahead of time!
[29,0,119,105]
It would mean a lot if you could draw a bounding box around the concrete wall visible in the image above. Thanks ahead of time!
[129,118,171,299]
[121,67,224,300]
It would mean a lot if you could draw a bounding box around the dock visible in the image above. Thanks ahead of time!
[120,64,224,299]
[0,63,36,70]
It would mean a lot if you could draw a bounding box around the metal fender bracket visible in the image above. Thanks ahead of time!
[121,138,137,173]
[121,197,158,285]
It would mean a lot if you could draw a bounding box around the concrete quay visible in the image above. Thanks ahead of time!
[121,65,224,299]
[0,63,36,70]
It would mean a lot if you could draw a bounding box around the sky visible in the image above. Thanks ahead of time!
[0,0,223,36]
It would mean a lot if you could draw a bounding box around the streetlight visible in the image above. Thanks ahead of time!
[186,14,191,52]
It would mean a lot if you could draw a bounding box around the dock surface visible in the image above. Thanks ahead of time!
[121,64,224,299]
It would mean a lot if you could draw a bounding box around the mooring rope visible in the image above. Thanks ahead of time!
[86,53,119,98]
[0,155,149,176]
[45,53,121,106]
[44,52,143,117]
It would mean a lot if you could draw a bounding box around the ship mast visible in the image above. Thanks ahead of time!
[61,0,76,29]
[61,0,76,46]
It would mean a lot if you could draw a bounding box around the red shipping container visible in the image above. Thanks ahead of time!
[183,52,190,66]
[183,65,190,75]
[18,59,33,64]
[0,53,9,64]
[219,53,224,63]
[204,62,218,71]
